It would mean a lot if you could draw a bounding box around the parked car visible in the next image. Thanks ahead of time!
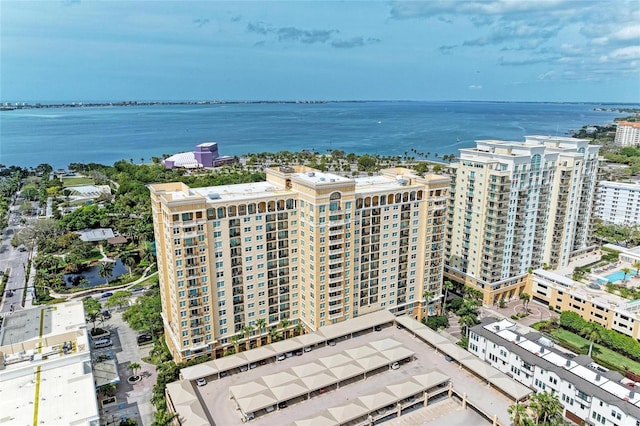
[294,350,303,356]
[102,310,111,319]
[266,405,275,413]
[285,351,293,358]
[390,362,400,370]
[240,365,248,372]
[327,340,336,346]
[245,412,254,421]
[278,401,287,409]
[444,354,454,362]
[374,325,382,331]
[101,292,113,298]
[277,354,286,361]
[196,377,207,387]
[137,334,153,345]
[304,346,312,352]
[94,338,113,349]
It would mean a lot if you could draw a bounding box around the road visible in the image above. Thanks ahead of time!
[0,193,38,314]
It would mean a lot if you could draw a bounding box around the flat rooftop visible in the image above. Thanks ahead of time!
[0,360,99,425]
[0,301,98,425]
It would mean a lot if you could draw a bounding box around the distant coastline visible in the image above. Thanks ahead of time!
[1,100,639,112]
[0,100,330,111]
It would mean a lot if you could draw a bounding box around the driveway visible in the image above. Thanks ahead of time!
[99,310,157,426]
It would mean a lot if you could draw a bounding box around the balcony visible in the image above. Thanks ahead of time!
[329,284,344,292]
[329,294,343,302]
[329,311,343,321]
[329,276,343,285]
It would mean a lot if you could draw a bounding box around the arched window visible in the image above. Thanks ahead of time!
[531,154,541,171]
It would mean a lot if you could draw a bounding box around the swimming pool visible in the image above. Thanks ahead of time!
[605,270,638,283]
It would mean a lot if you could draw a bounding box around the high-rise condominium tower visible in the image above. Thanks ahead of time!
[445,136,600,305]
[150,166,448,362]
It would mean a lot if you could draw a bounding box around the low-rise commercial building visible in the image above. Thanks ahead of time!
[0,301,100,425]
[469,318,640,426]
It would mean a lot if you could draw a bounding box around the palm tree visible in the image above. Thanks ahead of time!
[529,391,563,425]
[459,314,478,338]
[98,261,115,285]
[229,334,241,354]
[519,292,531,313]
[279,318,291,339]
[120,251,136,278]
[582,322,602,357]
[295,322,305,336]
[99,383,117,398]
[151,409,177,426]
[621,267,632,282]
[442,281,454,312]
[242,325,254,350]
[255,318,267,344]
[128,361,141,380]
[507,401,530,426]
[269,327,280,343]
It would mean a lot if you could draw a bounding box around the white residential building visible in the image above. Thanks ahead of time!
[469,319,640,426]
[595,181,640,226]
[614,122,640,147]
[445,135,600,305]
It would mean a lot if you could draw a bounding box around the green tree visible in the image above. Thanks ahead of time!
[123,287,163,335]
[128,361,141,379]
[634,261,640,277]
[423,289,434,316]
[255,318,267,337]
[242,325,254,350]
[106,290,132,310]
[279,317,291,339]
[442,280,454,311]
[120,251,137,278]
[508,401,531,426]
[229,334,241,354]
[529,391,563,425]
[84,298,103,332]
[581,322,602,358]
[295,321,305,336]
[98,261,115,285]
[459,314,478,338]
[99,383,117,398]
[621,267,632,281]
[269,327,280,343]
[423,315,449,330]
[151,409,177,426]
[520,292,531,313]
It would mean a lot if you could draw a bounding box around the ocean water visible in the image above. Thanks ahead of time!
[0,101,628,169]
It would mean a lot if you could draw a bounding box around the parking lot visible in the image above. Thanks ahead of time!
[195,324,513,426]
[95,310,157,426]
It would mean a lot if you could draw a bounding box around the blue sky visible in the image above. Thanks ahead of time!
[1,1,639,102]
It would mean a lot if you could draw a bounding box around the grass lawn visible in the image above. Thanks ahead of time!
[549,328,640,375]
[61,176,95,187]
